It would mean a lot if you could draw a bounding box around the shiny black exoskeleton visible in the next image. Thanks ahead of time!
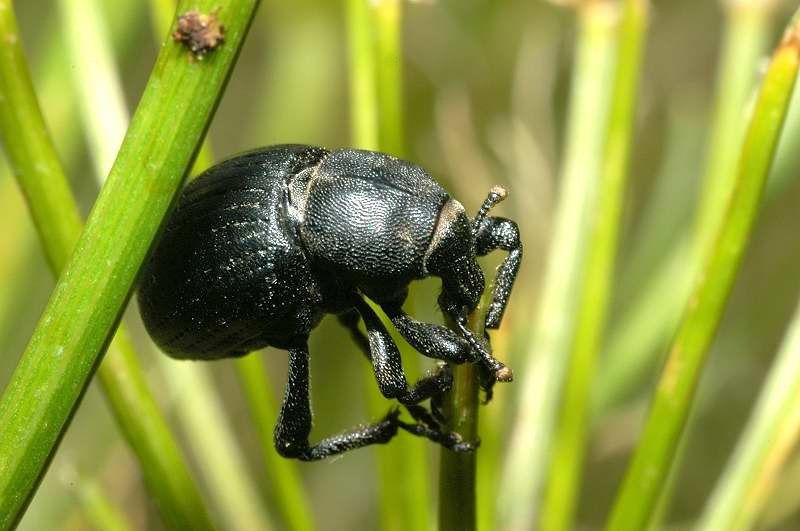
[138,144,522,460]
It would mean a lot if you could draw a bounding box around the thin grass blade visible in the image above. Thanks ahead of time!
[497,2,619,528]
[540,1,648,529]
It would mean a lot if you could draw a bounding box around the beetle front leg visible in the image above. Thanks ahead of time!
[381,304,476,365]
[384,302,512,387]
[474,216,522,330]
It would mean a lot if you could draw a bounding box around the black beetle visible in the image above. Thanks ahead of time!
[138,144,522,460]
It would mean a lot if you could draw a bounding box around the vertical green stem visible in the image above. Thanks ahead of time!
[540,1,648,529]
[375,0,405,156]
[373,2,433,530]
[604,11,800,530]
[498,2,618,528]
[347,0,378,149]
[0,0,82,273]
[438,310,483,531]
[345,2,406,531]
[57,0,129,178]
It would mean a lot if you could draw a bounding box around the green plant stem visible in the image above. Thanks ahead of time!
[0,0,260,526]
[592,0,779,418]
[497,2,618,528]
[346,2,420,531]
[694,2,773,255]
[697,299,800,531]
[57,0,128,178]
[159,360,274,531]
[235,355,315,531]
[604,12,800,530]
[347,0,379,150]
[540,1,648,529]
[72,475,134,531]
[439,309,483,531]
[0,4,81,273]
[371,2,432,530]
[0,3,218,529]
[146,0,215,174]
[374,0,405,157]
[56,0,266,526]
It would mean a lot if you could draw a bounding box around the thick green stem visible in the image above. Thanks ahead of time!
[0,0,260,526]
[604,11,800,530]
[0,2,220,529]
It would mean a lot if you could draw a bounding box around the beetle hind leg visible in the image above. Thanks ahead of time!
[274,343,403,461]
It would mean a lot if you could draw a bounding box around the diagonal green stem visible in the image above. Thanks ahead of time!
[0,2,217,529]
[71,473,134,531]
[604,10,800,530]
[0,0,261,527]
[697,297,800,530]
[592,0,781,419]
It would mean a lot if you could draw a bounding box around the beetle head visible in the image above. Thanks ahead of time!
[425,198,485,317]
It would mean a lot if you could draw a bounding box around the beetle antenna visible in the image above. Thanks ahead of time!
[473,185,507,235]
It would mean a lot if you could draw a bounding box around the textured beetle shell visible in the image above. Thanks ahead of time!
[139,144,453,360]
[138,145,329,358]
[299,149,449,300]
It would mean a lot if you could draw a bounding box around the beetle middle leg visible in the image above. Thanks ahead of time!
[342,298,477,449]
[350,297,454,405]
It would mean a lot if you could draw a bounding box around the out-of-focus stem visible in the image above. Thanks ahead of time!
[540,1,648,529]
[497,2,619,528]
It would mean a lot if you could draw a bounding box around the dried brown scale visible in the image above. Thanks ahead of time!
[172,9,225,58]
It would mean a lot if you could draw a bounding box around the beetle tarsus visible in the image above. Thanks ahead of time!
[396,417,479,453]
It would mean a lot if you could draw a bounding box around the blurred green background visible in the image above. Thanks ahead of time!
[3,0,800,529]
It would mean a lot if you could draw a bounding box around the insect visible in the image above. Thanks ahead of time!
[138,144,522,461]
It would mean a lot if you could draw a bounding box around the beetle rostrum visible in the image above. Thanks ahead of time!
[138,144,522,460]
